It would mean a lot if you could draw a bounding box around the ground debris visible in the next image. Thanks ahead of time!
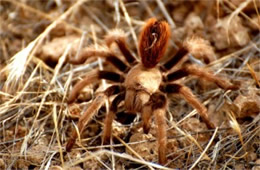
[0,0,259,169]
[210,15,250,50]
[233,89,260,119]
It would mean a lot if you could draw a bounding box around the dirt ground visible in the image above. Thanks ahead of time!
[0,0,260,169]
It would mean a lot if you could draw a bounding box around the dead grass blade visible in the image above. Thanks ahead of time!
[189,127,219,170]
[171,122,211,161]
[247,63,260,87]
[52,104,64,166]
[225,0,260,30]
[3,0,88,90]
[227,111,247,155]
[119,0,138,50]
[226,0,253,44]
[65,150,173,170]
[20,44,70,155]
[155,0,176,28]
[114,135,155,170]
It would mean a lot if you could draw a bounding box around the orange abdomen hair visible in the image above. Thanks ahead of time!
[139,18,171,68]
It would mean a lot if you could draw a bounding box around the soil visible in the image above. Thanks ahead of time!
[0,0,259,169]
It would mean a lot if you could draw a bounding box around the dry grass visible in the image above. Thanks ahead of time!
[0,0,259,169]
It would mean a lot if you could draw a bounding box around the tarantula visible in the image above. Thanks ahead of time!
[65,18,238,164]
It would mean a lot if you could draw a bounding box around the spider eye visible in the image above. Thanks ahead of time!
[139,18,171,68]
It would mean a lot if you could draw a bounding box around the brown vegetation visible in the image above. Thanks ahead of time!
[0,0,259,169]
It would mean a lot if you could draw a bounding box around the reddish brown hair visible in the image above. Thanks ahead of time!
[139,18,171,68]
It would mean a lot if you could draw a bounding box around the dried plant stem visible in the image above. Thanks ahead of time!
[208,42,258,67]
[228,111,247,155]
[52,104,64,167]
[226,0,254,44]
[253,0,260,26]
[224,127,260,167]
[20,45,70,154]
[225,0,260,30]
[6,0,84,34]
[155,0,176,28]
[189,127,219,170]
[171,122,210,161]
[119,0,138,50]
[247,63,260,87]
[114,135,155,170]
[66,150,173,170]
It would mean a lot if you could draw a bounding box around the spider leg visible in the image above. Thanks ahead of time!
[66,85,125,152]
[67,48,130,73]
[160,47,188,72]
[105,32,137,65]
[115,39,137,65]
[68,70,125,104]
[155,108,167,165]
[106,55,130,73]
[102,92,125,144]
[142,104,153,134]
[143,92,168,165]
[164,64,238,90]
[67,48,108,64]
[160,83,215,129]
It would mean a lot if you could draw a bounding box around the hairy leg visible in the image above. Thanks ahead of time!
[68,71,125,104]
[115,39,137,65]
[106,56,130,73]
[105,30,137,65]
[102,92,125,144]
[160,83,215,129]
[155,108,167,165]
[67,48,130,73]
[66,85,125,152]
[66,94,106,152]
[164,64,238,90]
[144,92,168,164]
[142,105,153,134]
[67,48,111,65]
[160,47,188,72]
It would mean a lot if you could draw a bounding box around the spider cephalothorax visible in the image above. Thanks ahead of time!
[65,18,238,165]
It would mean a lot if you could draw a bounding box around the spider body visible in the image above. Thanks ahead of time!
[124,63,162,112]
[65,18,238,165]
